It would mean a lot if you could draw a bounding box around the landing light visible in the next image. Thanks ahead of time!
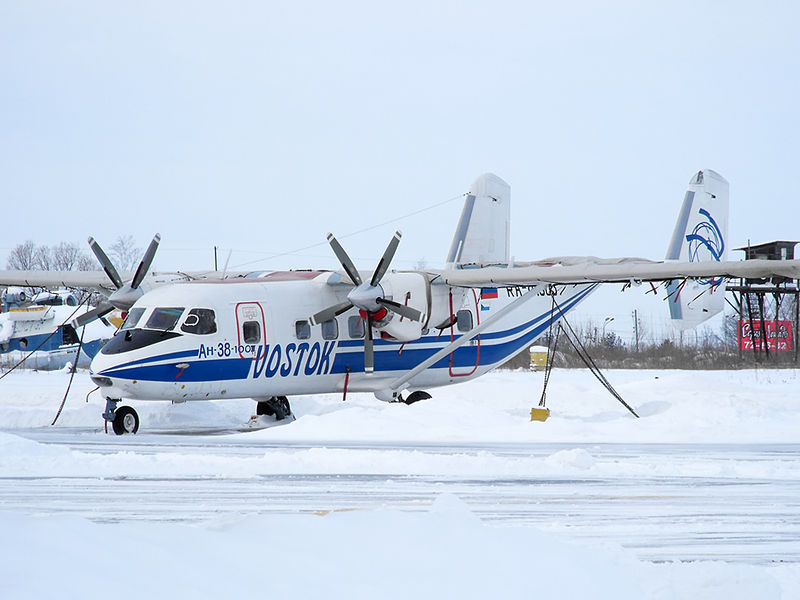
[91,375,113,387]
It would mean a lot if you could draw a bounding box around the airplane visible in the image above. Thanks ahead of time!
[2,170,799,434]
[0,287,116,370]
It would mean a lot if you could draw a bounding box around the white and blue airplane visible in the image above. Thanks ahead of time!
[0,288,116,370]
[3,170,799,434]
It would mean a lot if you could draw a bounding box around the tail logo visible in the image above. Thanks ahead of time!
[686,208,724,286]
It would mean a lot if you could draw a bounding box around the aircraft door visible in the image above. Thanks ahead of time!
[235,302,266,359]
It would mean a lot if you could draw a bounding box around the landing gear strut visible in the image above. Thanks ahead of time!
[103,398,140,435]
[255,396,292,421]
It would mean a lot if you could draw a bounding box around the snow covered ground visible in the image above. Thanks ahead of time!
[1,367,799,599]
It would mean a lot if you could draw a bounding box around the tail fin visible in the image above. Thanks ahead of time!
[665,169,730,330]
[446,173,511,266]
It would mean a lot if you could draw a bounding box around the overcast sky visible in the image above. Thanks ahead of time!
[1,1,798,340]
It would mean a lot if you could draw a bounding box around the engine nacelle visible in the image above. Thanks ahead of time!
[427,283,470,331]
[372,272,428,342]
[2,287,27,305]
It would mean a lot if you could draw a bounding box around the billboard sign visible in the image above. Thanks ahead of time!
[738,320,794,352]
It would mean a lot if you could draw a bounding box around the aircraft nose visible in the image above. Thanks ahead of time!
[89,348,120,380]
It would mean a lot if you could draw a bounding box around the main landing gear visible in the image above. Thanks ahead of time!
[402,390,432,405]
[103,398,140,435]
[255,396,293,421]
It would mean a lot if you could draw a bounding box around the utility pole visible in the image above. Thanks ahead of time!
[632,309,639,352]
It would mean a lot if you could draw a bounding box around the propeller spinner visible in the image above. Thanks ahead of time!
[310,231,422,373]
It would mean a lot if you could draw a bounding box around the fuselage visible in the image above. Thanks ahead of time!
[90,270,598,403]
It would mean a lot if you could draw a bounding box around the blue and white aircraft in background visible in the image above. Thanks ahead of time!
[2,170,798,434]
[0,288,115,370]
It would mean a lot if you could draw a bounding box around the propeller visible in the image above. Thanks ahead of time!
[310,231,422,373]
[75,234,161,328]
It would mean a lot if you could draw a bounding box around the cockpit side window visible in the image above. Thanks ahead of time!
[180,308,217,335]
[145,307,185,331]
[120,307,146,331]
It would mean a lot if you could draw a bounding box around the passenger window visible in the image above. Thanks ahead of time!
[295,320,310,340]
[348,315,365,339]
[145,307,185,331]
[321,319,339,340]
[456,309,473,332]
[181,308,217,335]
[121,307,146,331]
[243,321,261,344]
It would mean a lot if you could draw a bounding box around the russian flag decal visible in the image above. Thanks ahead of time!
[481,288,498,299]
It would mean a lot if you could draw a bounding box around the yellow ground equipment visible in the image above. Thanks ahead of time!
[530,407,550,422]
[529,345,549,371]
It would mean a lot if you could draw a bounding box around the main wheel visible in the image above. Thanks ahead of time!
[404,391,432,405]
[255,397,292,420]
[256,402,275,416]
[277,396,291,418]
[112,406,139,435]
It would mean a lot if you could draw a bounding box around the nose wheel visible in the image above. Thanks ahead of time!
[103,399,140,435]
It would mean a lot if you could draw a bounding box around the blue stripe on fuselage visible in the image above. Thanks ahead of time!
[99,285,596,383]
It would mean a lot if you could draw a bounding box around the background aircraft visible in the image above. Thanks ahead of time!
[0,288,115,370]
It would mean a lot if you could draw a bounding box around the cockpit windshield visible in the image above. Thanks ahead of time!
[120,307,146,331]
[145,307,185,331]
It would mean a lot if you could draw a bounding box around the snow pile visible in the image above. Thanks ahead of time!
[1,368,799,598]
[0,496,637,600]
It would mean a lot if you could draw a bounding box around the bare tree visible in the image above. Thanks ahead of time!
[34,245,53,270]
[52,242,93,271]
[6,240,92,271]
[108,235,141,272]
[6,240,37,270]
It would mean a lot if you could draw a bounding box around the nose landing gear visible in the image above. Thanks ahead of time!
[103,398,140,435]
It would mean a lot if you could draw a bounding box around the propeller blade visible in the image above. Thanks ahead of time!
[131,233,161,290]
[310,301,353,326]
[370,230,402,287]
[74,303,115,328]
[88,237,123,290]
[377,298,422,322]
[327,233,362,286]
[364,315,374,373]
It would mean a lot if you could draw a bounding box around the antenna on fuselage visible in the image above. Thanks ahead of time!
[222,249,232,279]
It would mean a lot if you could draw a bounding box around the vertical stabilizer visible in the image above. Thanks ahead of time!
[446,173,511,266]
[666,169,729,330]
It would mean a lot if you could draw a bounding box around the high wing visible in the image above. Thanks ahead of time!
[0,270,125,291]
[0,269,250,291]
[0,233,251,320]
[439,256,800,287]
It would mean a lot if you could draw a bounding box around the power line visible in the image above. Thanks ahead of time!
[228,192,466,270]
